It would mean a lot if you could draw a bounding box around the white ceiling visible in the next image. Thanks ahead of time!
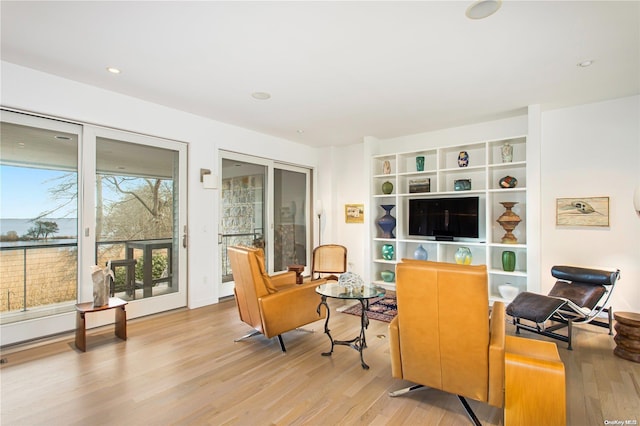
[1,1,639,147]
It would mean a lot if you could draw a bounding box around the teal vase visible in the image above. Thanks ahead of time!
[381,244,394,260]
[380,270,395,282]
[502,251,516,272]
[416,156,425,172]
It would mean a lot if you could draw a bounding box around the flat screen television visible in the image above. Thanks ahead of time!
[409,197,479,240]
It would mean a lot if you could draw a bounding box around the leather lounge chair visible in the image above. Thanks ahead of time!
[506,265,620,350]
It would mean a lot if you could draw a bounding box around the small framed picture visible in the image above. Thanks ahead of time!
[556,196,609,227]
[345,204,364,223]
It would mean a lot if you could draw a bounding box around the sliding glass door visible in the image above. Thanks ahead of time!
[273,167,309,271]
[0,110,81,326]
[89,127,187,317]
[219,151,310,298]
[0,110,187,345]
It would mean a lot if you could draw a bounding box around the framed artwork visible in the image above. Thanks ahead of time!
[345,204,364,223]
[556,196,609,227]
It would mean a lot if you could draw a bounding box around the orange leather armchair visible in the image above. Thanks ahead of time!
[227,245,326,352]
[389,260,566,426]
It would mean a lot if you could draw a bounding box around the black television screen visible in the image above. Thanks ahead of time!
[409,197,479,239]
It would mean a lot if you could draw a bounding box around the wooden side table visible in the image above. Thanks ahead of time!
[75,297,128,352]
[613,311,640,363]
[287,264,305,284]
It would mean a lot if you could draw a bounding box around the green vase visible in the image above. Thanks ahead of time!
[382,181,393,194]
[502,251,516,272]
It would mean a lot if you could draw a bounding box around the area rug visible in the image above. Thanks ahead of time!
[342,294,397,323]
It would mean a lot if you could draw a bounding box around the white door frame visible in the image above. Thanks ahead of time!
[218,151,311,298]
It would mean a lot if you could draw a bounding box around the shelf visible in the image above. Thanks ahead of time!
[489,269,527,277]
[488,160,527,169]
[373,259,398,264]
[370,135,529,296]
[487,188,526,194]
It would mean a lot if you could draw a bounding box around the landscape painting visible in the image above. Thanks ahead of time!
[345,204,365,223]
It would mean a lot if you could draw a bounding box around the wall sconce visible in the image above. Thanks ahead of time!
[200,168,217,189]
[634,184,640,217]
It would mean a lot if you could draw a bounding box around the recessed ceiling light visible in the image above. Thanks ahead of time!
[296,129,304,134]
[106,67,121,74]
[577,60,594,68]
[466,0,502,19]
[251,92,271,100]
[17,142,25,147]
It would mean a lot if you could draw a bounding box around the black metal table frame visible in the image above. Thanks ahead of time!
[316,295,372,369]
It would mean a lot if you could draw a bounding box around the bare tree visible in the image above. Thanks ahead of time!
[43,172,173,241]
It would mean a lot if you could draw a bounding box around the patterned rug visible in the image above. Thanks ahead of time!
[342,294,397,323]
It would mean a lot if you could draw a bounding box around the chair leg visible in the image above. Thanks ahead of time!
[567,319,573,350]
[457,395,481,426]
[388,384,426,397]
[389,386,481,426]
[277,335,286,352]
[234,330,261,342]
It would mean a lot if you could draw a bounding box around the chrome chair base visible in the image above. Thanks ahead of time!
[389,384,481,426]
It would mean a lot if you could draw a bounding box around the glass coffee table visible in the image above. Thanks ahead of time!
[315,282,386,369]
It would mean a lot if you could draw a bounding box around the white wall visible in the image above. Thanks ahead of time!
[1,61,322,313]
[318,144,371,276]
[540,96,640,312]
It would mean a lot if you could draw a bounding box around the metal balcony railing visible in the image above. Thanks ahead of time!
[220,231,263,282]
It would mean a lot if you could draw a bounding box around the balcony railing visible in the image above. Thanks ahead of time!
[0,239,173,317]
[0,241,78,315]
[220,231,263,282]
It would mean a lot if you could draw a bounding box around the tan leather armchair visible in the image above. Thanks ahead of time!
[389,260,566,426]
[227,245,326,352]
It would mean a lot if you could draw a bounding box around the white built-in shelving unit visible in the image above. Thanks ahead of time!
[370,136,529,302]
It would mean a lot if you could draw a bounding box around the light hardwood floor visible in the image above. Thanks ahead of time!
[1,298,639,426]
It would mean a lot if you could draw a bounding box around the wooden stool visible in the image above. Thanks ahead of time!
[75,297,128,352]
[288,264,305,284]
[613,311,640,363]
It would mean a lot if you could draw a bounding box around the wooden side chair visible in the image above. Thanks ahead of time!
[311,244,347,281]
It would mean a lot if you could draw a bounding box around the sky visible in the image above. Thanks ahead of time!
[0,165,76,218]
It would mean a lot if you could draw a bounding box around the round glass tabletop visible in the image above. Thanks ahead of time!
[315,282,385,300]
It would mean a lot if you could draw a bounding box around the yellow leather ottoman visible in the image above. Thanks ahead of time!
[505,335,566,426]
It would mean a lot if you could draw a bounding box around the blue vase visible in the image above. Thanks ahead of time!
[376,204,396,238]
[414,244,428,260]
[381,244,394,260]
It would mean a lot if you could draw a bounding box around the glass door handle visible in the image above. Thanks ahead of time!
[182,225,188,248]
